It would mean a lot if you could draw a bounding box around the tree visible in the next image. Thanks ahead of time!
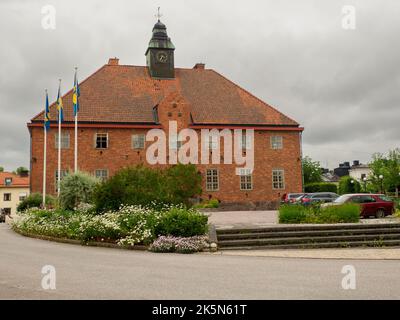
[338,176,361,195]
[15,167,29,175]
[369,149,400,194]
[0,166,3,172]
[93,164,202,212]
[59,171,100,210]
[302,156,323,184]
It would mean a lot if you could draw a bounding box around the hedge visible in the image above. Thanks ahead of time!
[279,204,360,224]
[304,182,338,193]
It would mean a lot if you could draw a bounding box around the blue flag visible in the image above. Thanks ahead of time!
[44,91,50,131]
[56,84,64,122]
[73,70,80,116]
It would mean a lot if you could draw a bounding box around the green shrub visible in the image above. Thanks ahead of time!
[93,164,202,212]
[338,176,361,194]
[193,199,220,209]
[305,182,338,193]
[59,171,99,210]
[165,164,202,206]
[317,203,359,223]
[279,205,309,223]
[17,193,56,212]
[279,204,360,224]
[155,207,208,237]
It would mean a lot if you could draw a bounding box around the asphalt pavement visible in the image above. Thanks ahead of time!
[1,224,400,299]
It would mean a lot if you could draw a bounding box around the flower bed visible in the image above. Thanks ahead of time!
[13,204,209,253]
[149,235,209,254]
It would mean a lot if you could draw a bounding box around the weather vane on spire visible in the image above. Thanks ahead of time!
[155,7,162,21]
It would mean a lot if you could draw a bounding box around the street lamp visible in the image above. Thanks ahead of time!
[363,177,367,193]
[379,174,384,194]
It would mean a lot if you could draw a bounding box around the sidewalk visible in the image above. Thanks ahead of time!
[207,210,278,229]
[211,247,400,260]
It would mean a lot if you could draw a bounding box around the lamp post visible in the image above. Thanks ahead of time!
[379,174,384,194]
[350,179,354,192]
[363,177,367,193]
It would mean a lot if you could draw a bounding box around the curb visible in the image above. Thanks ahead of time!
[13,228,148,251]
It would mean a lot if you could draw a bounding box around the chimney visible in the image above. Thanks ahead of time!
[193,63,205,70]
[353,160,360,166]
[108,57,119,65]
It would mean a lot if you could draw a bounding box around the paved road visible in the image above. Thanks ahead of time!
[1,224,400,299]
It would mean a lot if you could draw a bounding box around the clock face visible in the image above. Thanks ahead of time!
[156,51,168,63]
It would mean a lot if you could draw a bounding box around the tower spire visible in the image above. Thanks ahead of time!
[155,7,162,22]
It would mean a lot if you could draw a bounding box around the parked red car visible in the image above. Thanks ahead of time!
[281,193,305,204]
[323,194,395,218]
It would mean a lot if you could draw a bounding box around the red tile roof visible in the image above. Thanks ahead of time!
[31,64,299,126]
[0,172,29,188]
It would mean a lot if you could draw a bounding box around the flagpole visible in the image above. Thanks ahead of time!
[57,79,62,198]
[42,89,47,208]
[74,67,78,173]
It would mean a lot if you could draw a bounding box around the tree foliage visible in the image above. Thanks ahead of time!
[369,149,400,193]
[15,167,29,175]
[338,176,361,195]
[17,193,56,212]
[302,156,322,184]
[93,164,202,212]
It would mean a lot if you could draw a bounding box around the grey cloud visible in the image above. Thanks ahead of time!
[0,0,399,171]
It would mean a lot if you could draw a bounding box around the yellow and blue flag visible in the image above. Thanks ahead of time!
[44,90,50,131]
[56,83,64,122]
[73,70,80,116]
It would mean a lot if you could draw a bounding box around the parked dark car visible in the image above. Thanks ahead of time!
[296,192,339,205]
[323,194,395,218]
[281,193,305,204]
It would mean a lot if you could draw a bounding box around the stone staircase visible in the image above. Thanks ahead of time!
[216,223,400,250]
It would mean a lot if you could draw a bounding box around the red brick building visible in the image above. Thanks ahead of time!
[28,20,303,206]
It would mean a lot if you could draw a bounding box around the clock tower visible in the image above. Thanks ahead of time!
[145,18,175,79]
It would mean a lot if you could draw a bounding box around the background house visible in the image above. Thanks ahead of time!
[0,171,29,219]
[349,160,371,182]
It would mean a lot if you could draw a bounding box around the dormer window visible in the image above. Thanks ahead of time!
[4,177,12,186]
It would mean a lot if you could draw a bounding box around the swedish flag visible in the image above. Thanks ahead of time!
[44,90,50,131]
[56,83,64,122]
[73,69,80,116]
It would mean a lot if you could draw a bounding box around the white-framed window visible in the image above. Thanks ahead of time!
[3,193,11,201]
[19,192,27,202]
[240,134,252,150]
[4,177,12,186]
[132,134,145,149]
[95,133,108,149]
[206,169,219,191]
[95,169,108,180]
[272,169,285,189]
[270,136,283,149]
[169,135,182,150]
[207,136,218,150]
[55,170,69,193]
[239,168,253,190]
[55,133,70,149]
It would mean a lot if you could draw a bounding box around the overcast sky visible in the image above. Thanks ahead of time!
[0,0,399,171]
